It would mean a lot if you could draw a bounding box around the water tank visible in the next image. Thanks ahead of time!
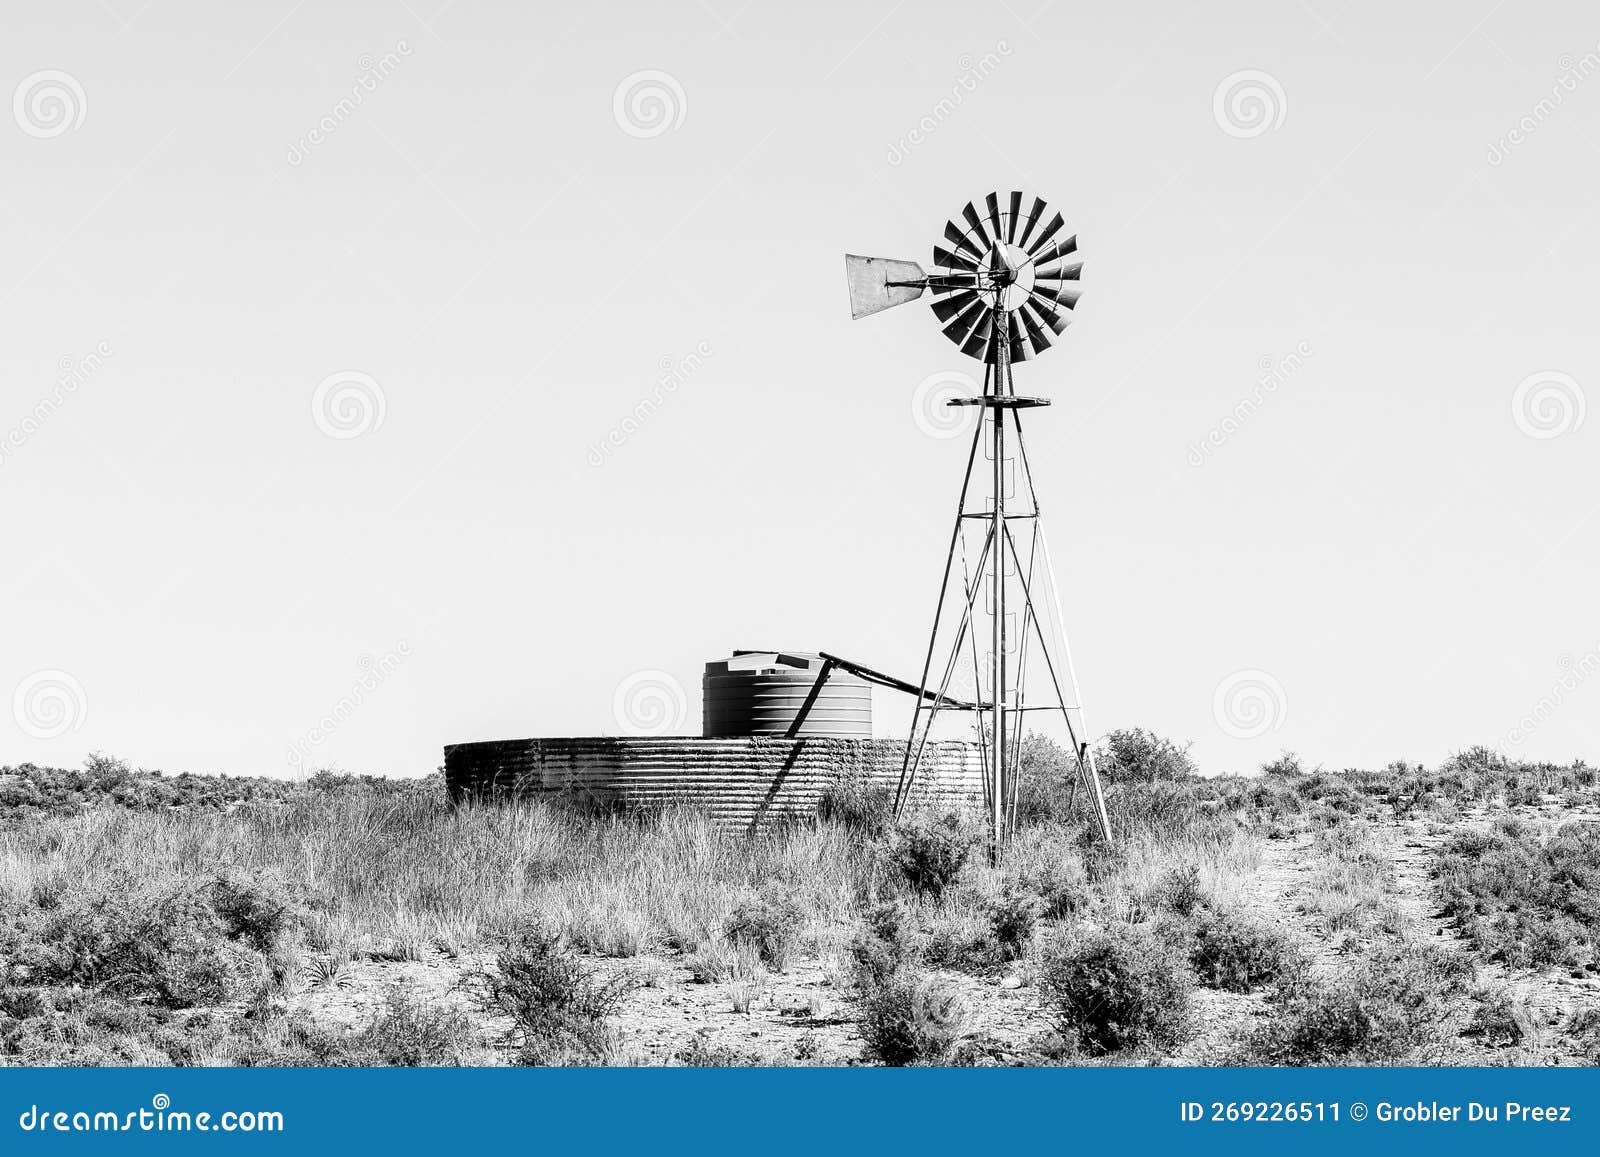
[702,651,872,739]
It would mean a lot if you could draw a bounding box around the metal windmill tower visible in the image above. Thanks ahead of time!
[845,191,1114,854]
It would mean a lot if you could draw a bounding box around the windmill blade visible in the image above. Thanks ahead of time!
[961,323,994,361]
[1019,306,1053,354]
[1027,212,1066,257]
[1034,260,1084,282]
[932,244,979,273]
[943,220,984,260]
[942,298,991,344]
[1030,235,1078,268]
[844,254,927,319]
[1032,280,1082,308]
[1017,196,1046,250]
[1006,313,1031,362]
[1024,295,1072,335]
[961,202,992,251]
[1006,191,1023,243]
[930,289,979,323]
[985,192,1004,247]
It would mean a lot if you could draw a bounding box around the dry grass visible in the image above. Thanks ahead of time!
[3,742,1598,1066]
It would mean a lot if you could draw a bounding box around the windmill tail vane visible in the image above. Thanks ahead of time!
[845,190,1112,856]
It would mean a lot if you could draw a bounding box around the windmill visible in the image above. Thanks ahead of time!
[845,191,1114,854]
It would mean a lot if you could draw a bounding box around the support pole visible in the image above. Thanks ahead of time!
[989,311,1009,864]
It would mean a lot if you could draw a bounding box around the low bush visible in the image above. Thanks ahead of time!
[886,814,977,900]
[1433,820,1600,970]
[1187,907,1300,993]
[986,886,1042,962]
[857,969,970,1066]
[723,888,803,971]
[346,986,481,1066]
[1037,924,1194,1056]
[464,920,635,1065]
[1246,942,1471,1065]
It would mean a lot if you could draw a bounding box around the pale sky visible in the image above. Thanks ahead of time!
[3,0,1598,778]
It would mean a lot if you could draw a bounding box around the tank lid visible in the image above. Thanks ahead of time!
[706,650,824,676]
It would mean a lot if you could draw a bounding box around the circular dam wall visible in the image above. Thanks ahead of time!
[442,736,984,828]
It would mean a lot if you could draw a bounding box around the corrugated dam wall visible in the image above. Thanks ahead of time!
[443,736,984,827]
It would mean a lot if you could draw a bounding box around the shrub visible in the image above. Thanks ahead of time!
[1002,827,1089,919]
[1260,751,1303,777]
[210,873,295,953]
[1465,982,1536,1047]
[987,886,1042,962]
[1148,864,1206,917]
[723,888,803,971]
[848,902,908,989]
[1188,908,1299,992]
[1434,820,1600,970]
[464,920,634,1065]
[347,986,481,1066]
[1037,925,1194,1056]
[1097,729,1198,784]
[887,814,977,899]
[858,969,970,1066]
[1247,942,1471,1064]
[36,883,238,1009]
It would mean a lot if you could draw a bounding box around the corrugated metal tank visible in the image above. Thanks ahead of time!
[702,651,871,738]
[443,736,983,828]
